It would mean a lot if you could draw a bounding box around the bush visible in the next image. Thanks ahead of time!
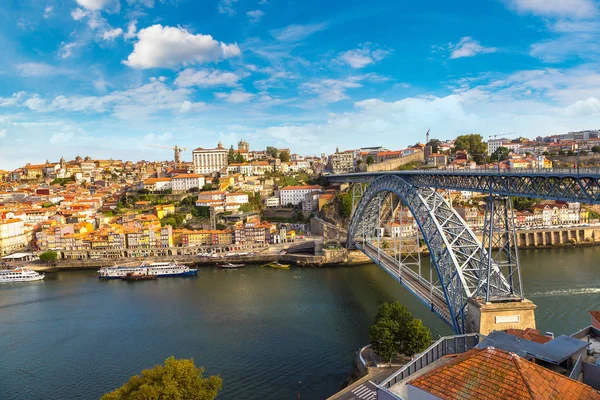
[101,356,222,400]
[39,251,58,263]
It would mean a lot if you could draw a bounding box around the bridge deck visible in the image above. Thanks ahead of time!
[358,242,453,329]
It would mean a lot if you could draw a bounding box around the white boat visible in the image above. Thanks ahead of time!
[98,262,198,279]
[0,267,45,283]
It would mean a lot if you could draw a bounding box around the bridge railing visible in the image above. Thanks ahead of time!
[400,167,600,176]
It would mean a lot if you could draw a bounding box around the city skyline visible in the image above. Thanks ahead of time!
[3,0,600,169]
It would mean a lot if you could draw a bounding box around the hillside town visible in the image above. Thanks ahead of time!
[2,131,600,260]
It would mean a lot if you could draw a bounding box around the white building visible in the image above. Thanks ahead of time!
[0,219,27,256]
[279,185,322,206]
[171,174,205,193]
[264,197,280,208]
[195,191,249,212]
[143,178,172,192]
[192,142,228,175]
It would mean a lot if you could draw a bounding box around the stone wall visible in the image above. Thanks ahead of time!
[366,151,425,172]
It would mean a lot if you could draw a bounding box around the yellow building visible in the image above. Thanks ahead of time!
[154,204,175,219]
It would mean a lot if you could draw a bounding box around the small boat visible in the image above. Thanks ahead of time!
[217,263,245,269]
[121,272,157,281]
[0,267,45,283]
[262,261,290,269]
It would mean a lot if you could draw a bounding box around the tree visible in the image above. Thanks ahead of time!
[366,156,375,165]
[228,146,236,164]
[101,356,222,400]
[426,139,442,154]
[339,192,352,219]
[512,197,538,211]
[235,152,245,163]
[404,319,432,357]
[279,150,290,163]
[266,146,278,158]
[542,151,550,156]
[39,251,58,263]
[453,134,487,164]
[490,146,510,163]
[592,146,600,153]
[369,319,398,365]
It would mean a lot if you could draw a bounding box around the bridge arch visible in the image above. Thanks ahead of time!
[348,175,509,333]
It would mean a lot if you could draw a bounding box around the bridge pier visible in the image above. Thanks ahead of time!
[465,297,537,335]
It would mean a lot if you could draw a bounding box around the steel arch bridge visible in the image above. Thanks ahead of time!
[330,169,600,334]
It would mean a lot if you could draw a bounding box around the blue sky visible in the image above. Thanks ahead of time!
[2,0,600,168]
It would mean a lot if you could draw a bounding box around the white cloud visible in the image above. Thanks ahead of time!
[506,0,597,19]
[43,6,53,19]
[178,100,207,113]
[127,0,154,7]
[24,97,49,112]
[175,68,245,87]
[124,20,137,39]
[218,0,238,15]
[102,27,123,41]
[16,63,71,77]
[143,132,173,143]
[270,22,327,42]
[58,42,77,59]
[71,8,88,20]
[247,10,265,23]
[0,129,6,138]
[301,76,369,103]
[215,90,255,103]
[560,97,600,117]
[0,92,26,107]
[448,37,497,59]
[123,24,242,69]
[339,45,390,69]
[530,34,600,63]
[50,132,75,144]
[75,0,116,11]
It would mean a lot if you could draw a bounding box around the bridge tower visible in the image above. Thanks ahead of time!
[465,195,536,335]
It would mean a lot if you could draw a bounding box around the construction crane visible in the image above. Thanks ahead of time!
[145,145,188,167]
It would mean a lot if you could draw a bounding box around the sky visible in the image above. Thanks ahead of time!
[2,0,600,169]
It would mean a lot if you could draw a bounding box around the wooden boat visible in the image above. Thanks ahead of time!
[217,263,245,269]
[262,261,290,269]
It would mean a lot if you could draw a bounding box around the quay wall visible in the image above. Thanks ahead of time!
[475,226,600,248]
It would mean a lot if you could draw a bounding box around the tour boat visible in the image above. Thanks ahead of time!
[0,267,45,283]
[217,262,245,269]
[262,261,290,270]
[98,262,198,279]
[121,272,157,281]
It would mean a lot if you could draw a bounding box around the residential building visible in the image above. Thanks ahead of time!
[426,153,448,167]
[0,219,27,256]
[171,174,205,193]
[264,197,280,208]
[192,142,228,175]
[143,178,172,192]
[329,150,355,174]
[195,191,249,212]
[279,185,322,207]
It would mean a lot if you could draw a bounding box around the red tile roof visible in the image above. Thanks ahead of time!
[408,347,600,400]
[505,328,552,344]
[590,311,600,323]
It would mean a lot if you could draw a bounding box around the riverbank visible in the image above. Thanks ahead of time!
[25,249,373,271]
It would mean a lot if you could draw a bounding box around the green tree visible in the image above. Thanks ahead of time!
[279,150,290,163]
[592,146,600,153]
[266,146,278,158]
[426,138,442,153]
[101,356,222,400]
[369,319,398,365]
[512,197,538,211]
[366,156,375,165]
[542,151,550,156]
[453,134,487,164]
[339,192,352,219]
[490,146,510,162]
[227,146,236,164]
[404,318,432,357]
[235,152,245,163]
[39,251,58,263]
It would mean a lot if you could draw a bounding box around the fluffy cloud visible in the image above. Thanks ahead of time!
[247,10,265,23]
[58,42,77,59]
[0,92,26,107]
[102,27,123,41]
[506,0,597,19]
[123,25,241,69]
[43,6,53,19]
[16,63,71,77]
[75,0,116,11]
[339,46,390,69]
[124,20,137,39]
[270,22,327,42]
[301,76,379,103]
[49,132,75,144]
[448,37,497,59]
[215,90,255,103]
[175,68,245,87]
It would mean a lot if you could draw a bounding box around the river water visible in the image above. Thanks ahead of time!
[1,247,599,400]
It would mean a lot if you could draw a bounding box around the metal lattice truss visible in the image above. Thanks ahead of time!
[333,171,600,204]
[348,175,511,333]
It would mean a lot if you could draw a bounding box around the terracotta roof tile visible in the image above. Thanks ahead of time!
[408,347,600,400]
[505,328,552,344]
[590,311,600,323]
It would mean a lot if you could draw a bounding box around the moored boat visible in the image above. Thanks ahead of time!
[0,267,45,283]
[121,272,157,281]
[98,262,198,279]
[217,262,245,269]
[262,261,290,269]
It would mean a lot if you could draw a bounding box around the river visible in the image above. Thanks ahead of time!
[1,247,599,400]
